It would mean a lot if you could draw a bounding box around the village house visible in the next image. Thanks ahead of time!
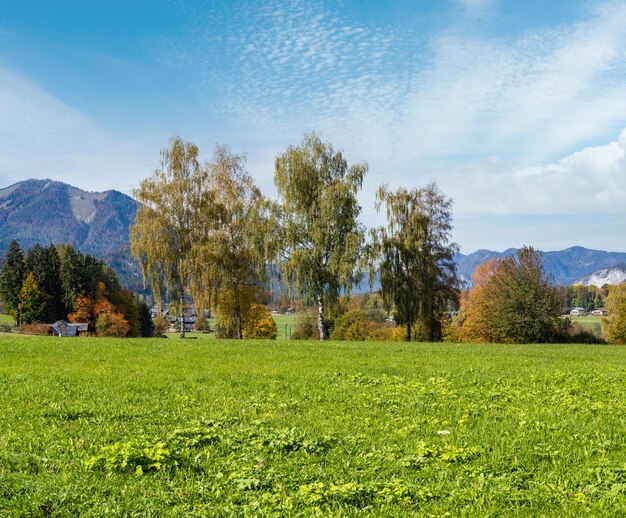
[151,303,211,332]
[50,320,89,337]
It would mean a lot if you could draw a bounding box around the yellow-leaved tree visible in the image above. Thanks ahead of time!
[242,304,277,339]
[457,259,501,343]
[130,137,214,338]
[131,139,270,339]
[195,145,270,339]
[273,133,368,340]
[603,284,626,344]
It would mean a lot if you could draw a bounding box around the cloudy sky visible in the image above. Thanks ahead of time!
[1,0,625,253]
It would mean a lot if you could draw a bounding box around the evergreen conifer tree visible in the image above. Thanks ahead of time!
[0,240,26,323]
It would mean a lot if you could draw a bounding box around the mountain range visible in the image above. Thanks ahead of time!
[0,179,625,290]
[455,247,626,286]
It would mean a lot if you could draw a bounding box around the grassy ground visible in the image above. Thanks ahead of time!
[273,313,296,339]
[166,314,296,340]
[1,336,626,515]
[571,315,603,334]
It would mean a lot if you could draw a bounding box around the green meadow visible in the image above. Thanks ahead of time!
[1,335,626,516]
[571,315,604,333]
[0,314,13,324]
[167,314,295,341]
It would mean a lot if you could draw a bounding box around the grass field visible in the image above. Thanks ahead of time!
[2,336,626,515]
[571,315,603,335]
[272,314,295,339]
[166,314,295,341]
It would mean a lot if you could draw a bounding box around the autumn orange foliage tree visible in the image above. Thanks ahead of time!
[458,247,564,343]
[68,296,95,328]
[96,312,131,338]
[68,281,131,337]
[457,259,501,343]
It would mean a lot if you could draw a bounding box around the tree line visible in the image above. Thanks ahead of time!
[4,132,622,344]
[130,134,460,341]
[560,284,608,312]
[0,241,153,337]
[133,133,626,344]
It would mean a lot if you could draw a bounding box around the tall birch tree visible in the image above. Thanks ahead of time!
[194,145,269,339]
[130,137,213,338]
[274,133,367,340]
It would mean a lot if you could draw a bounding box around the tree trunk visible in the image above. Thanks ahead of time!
[406,320,411,342]
[179,291,185,339]
[317,294,326,341]
[236,307,243,340]
[420,290,434,341]
[234,288,242,339]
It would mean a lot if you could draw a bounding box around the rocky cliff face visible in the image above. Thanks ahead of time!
[574,267,626,288]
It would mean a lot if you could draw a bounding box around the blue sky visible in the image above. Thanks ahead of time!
[1,0,626,253]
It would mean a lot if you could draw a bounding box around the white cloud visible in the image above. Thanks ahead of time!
[427,128,626,251]
[173,0,626,179]
[394,3,626,166]
[165,0,626,251]
[439,129,626,217]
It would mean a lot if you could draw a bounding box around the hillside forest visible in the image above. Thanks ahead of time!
[0,241,153,337]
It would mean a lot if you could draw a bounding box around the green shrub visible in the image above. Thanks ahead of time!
[194,314,210,332]
[153,314,169,337]
[344,320,369,340]
[292,307,318,340]
[331,310,401,341]
[364,322,398,341]
[331,310,369,340]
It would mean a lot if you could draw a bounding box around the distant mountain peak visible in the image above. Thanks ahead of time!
[0,179,134,250]
[0,178,142,291]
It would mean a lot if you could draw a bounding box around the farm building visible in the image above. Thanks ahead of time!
[50,321,89,337]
